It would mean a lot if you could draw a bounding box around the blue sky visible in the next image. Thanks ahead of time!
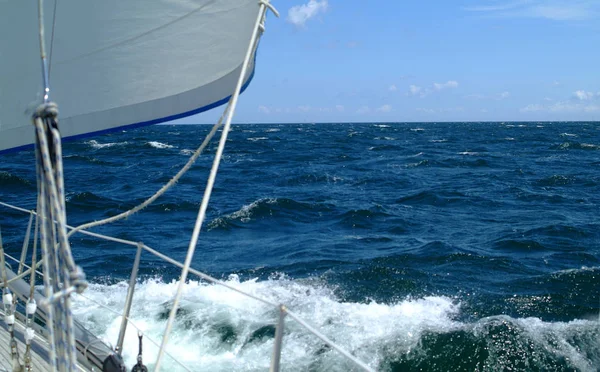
[175,0,600,124]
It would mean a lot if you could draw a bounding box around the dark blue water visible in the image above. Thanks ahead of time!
[1,122,599,371]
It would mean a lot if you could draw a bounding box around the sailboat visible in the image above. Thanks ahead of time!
[0,0,374,371]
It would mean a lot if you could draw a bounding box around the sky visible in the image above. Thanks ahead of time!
[174,0,600,124]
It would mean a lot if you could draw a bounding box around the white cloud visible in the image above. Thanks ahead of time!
[549,102,600,112]
[389,84,398,92]
[480,108,489,113]
[335,105,345,112]
[287,0,328,27]
[463,1,530,12]
[544,97,554,101]
[499,91,510,99]
[465,94,486,100]
[409,85,422,95]
[258,105,270,114]
[408,85,425,97]
[356,106,370,114]
[433,80,458,90]
[409,81,458,97]
[530,4,590,21]
[463,1,597,21]
[521,101,600,113]
[416,107,464,114]
[298,105,311,112]
[520,104,545,112]
[433,80,459,91]
[376,104,392,113]
[573,90,595,100]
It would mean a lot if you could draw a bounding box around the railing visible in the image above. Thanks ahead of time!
[0,200,375,372]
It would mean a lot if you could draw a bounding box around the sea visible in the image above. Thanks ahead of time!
[0,122,599,371]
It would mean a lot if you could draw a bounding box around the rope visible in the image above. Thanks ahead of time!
[35,152,57,371]
[24,210,40,371]
[33,103,83,371]
[2,253,44,278]
[36,0,50,102]
[17,212,34,276]
[154,2,269,367]
[66,103,230,240]
[48,0,59,79]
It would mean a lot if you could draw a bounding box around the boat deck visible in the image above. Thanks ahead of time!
[0,313,87,371]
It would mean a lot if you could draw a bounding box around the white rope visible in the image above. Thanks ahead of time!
[50,126,79,371]
[66,103,230,240]
[2,253,44,278]
[36,146,57,371]
[154,3,271,368]
[17,212,34,276]
[34,109,83,371]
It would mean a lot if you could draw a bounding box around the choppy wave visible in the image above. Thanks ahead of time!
[3,122,600,371]
[552,142,600,150]
[87,140,128,149]
[147,141,175,149]
[71,277,600,371]
[0,171,33,188]
[208,198,336,230]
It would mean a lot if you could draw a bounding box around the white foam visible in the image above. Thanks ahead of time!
[247,137,268,142]
[209,198,276,226]
[410,128,425,132]
[179,149,194,155]
[148,141,174,149]
[581,143,600,149]
[71,276,598,371]
[560,133,578,137]
[458,151,479,155]
[71,277,460,371]
[265,128,280,133]
[86,140,128,149]
[429,139,447,143]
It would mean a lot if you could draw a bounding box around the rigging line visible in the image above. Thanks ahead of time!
[72,292,192,372]
[36,0,50,102]
[66,102,230,240]
[154,2,268,368]
[285,310,375,372]
[17,213,34,276]
[2,254,44,277]
[48,0,58,79]
[29,208,40,299]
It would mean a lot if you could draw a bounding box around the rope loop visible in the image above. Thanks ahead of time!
[33,101,59,119]
[70,265,88,294]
